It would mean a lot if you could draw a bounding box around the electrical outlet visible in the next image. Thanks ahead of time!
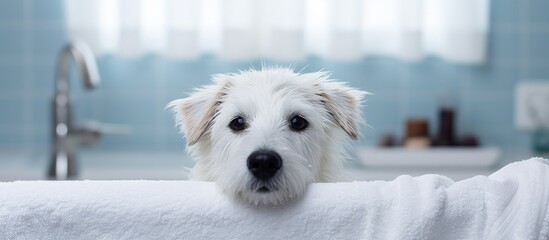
[516,81,549,130]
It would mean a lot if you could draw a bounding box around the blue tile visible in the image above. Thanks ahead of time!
[466,64,519,98]
[0,96,24,124]
[161,60,210,90]
[158,130,185,149]
[31,63,56,93]
[522,66,549,79]
[474,125,529,148]
[0,28,25,55]
[32,95,50,127]
[488,31,519,61]
[322,61,366,86]
[31,27,67,57]
[490,0,520,29]
[440,100,518,147]
[405,60,462,94]
[0,125,27,146]
[31,126,49,148]
[32,103,49,134]
[31,0,65,23]
[363,99,400,127]
[0,64,24,89]
[159,110,178,133]
[96,57,157,92]
[467,98,515,126]
[455,107,473,136]
[359,98,404,146]
[528,0,549,24]
[528,31,549,60]
[0,0,25,22]
[99,97,157,126]
[360,58,404,95]
[70,95,98,123]
[161,90,187,110]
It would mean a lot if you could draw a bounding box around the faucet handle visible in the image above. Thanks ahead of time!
[81,121,132,135]
[71,121,131,146]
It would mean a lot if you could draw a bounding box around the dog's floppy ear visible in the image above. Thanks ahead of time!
[168,78,231,146]
[315,78,367,140]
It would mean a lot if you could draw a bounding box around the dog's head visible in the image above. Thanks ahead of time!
[169,68,366,205]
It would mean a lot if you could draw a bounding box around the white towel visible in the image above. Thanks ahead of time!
[1,158,548,240]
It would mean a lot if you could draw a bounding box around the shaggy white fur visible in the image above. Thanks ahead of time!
[168,67,367,205]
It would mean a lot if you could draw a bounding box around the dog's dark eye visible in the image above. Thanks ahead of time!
[289,115,308,131]
[229,116,247,132]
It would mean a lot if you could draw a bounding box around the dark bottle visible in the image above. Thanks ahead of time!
[436,107,456,146]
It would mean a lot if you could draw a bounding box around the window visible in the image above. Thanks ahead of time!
[65,0,489,63]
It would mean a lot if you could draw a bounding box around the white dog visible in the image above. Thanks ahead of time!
[168,67,366,205]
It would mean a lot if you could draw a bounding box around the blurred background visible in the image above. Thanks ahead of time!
[1,0,548,181]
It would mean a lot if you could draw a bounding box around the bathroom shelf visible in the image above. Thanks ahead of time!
[356,147,500,168]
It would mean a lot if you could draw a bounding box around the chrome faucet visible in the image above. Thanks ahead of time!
[49,41,102,180]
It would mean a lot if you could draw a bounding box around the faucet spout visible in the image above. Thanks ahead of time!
[50,41,101,180]
[55,41,101,94]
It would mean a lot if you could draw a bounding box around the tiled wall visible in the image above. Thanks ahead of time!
[0,0,548,151]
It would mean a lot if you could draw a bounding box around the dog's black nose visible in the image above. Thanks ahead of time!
[247,150,282,180]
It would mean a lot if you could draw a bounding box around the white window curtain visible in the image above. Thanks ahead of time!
[65,0,490,63]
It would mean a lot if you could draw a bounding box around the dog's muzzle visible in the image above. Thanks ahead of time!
[247,149,282,181]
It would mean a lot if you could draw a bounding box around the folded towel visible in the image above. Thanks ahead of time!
[1,158,548,240]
